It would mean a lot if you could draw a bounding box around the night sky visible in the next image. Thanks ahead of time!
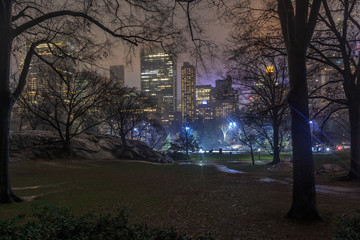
[103,12,231,98]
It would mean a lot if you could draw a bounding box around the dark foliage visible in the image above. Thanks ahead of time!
[0,206,213,240]
[334,210,360,240]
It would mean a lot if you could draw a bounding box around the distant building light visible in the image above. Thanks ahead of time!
[266,66,274,73]
[202,100,208,105]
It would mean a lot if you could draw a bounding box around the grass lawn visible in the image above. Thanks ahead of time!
[1,152,359,239]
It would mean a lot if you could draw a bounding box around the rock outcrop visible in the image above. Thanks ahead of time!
[316,164,346,174]
[10,131,173,163]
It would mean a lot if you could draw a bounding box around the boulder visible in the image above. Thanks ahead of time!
[316,164,346,174]
[9,130,173,163]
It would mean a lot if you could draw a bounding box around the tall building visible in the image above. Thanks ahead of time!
[195,85,213,122]
[12,40,76,130]
[181,62,196,124]
[110,65,125,88]
[140,47,177,126]
[211,75,239,118]
[23,41,76,103]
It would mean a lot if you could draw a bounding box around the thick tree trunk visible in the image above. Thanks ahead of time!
[0,101,21,203]
[286,49,320,220]
[348,103,360,179]
[0,0,21,203]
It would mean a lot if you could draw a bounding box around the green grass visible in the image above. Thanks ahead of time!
[0,153,357,240]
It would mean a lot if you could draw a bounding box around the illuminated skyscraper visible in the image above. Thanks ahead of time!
[23,41,76,103]
[110,65,125,87]
[140,48,177,125]
[195,85,213,122]
[12,40,76,130]
[181,62,196,124]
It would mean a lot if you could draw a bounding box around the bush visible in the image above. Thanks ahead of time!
[0,206,213,240]
[334,210,360,240]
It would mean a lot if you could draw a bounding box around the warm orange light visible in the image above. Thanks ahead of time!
[266,66,274,73]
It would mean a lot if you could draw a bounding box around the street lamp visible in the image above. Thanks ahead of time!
[309,121,314,150]
[185,126,190,155]
[258,148,261,160]
[229,122,237,128]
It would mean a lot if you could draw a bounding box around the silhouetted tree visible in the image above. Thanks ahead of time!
[170,128,199,155]
[19,69,112,151]
[277,0,322,220]
[229,52,289,164]
[236,115,259,166]
[308,0,360,179]
[108,88,152,147]
[227,0,322,219]
[142,119,167,150]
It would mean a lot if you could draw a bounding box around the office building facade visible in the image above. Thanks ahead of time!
[195,84,213,122]
[181,62,196,124]
[140,47,177,126]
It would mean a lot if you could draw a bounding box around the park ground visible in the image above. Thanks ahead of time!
[1,152,359,240]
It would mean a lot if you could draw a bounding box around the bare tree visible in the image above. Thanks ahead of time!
[141,119,167,150]
[108,87,152,147]
[226,0,322,219]
[170,127,199,155]
[236,115,260,166]
[308,0,360,179]
[229,51,289,164]
[276,0,322,220]
[19,69,113,151]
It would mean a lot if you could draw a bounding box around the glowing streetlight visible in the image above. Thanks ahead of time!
[229,122,237,128]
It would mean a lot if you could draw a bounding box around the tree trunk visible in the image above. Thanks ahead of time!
[286,48,320,220]
[270,120,281,164]
[0,0,21,203]
[348,102,360,179]
[249,146,255,166]
[120,132,127,147]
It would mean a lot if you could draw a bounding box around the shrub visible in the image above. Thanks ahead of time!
[334,210,360,240]
[0,206,213,240]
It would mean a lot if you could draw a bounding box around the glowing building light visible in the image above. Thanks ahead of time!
[266,66,274,73]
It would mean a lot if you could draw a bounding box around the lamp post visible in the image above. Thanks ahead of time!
[309,120,313,150]
[185,126,190,155]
